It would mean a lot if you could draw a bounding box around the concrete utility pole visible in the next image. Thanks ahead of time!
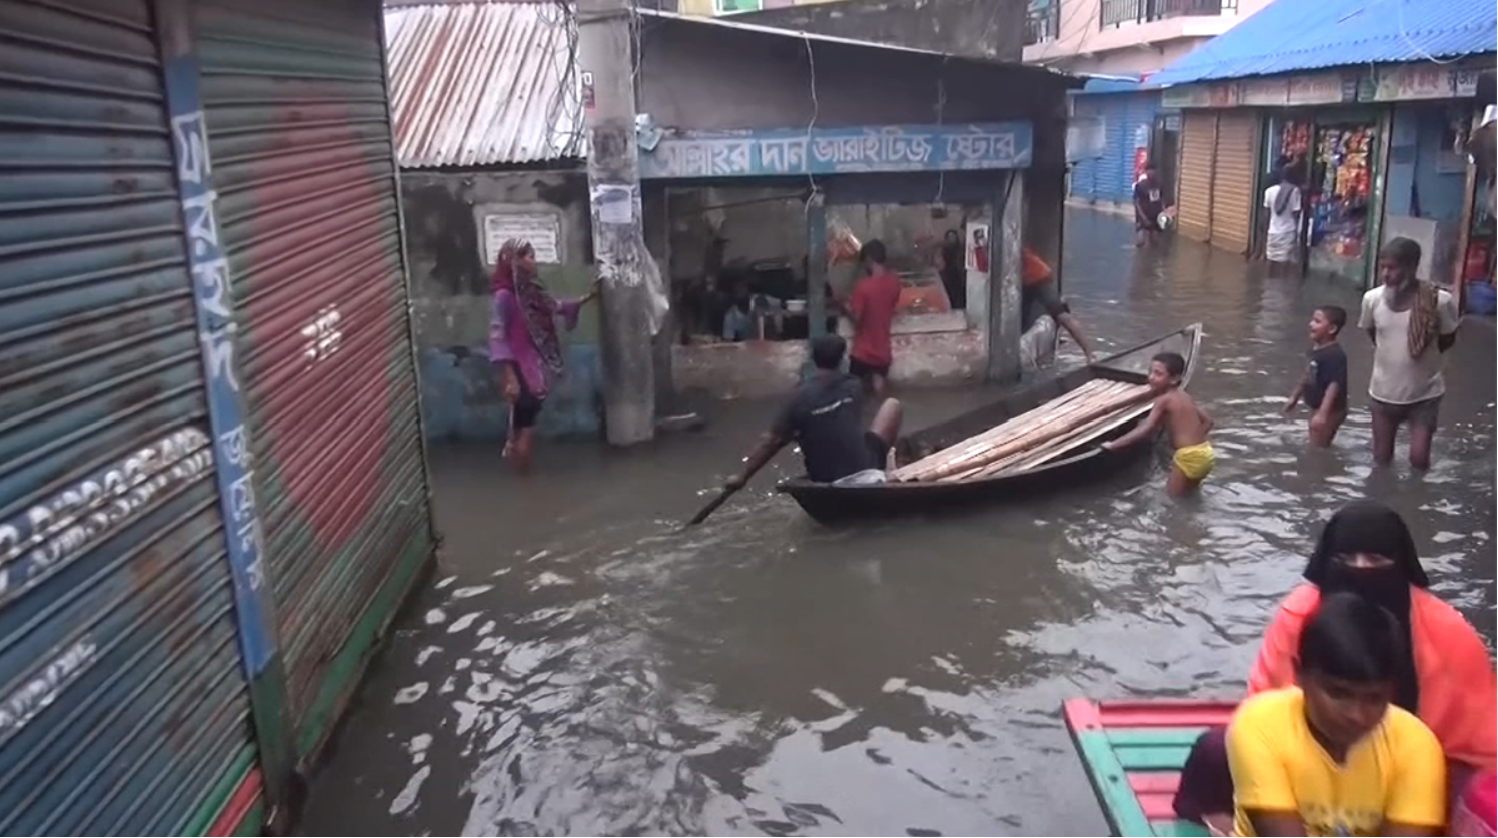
[576,0,655,445]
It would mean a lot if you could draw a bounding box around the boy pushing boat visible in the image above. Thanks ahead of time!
[1102,352,1214,496]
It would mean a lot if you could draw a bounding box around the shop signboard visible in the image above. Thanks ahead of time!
[1161,83,1239,109]
[638,122,1034,179]
[1287,72,1359,105]
[1362,65,1480,102]
[1239,77,1289,107]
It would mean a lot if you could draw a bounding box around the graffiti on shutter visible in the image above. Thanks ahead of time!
[0,1,258,832]
[196,0,437,757]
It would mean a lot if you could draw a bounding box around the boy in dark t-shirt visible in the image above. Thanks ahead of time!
[1133,163,1168,247]
[1283,305,1349,447]
[725,335,903,488]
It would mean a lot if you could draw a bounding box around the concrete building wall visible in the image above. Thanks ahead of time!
[734,0,1027,62]
[401,168,602,442]
[678,0,830,15]
[1022,0,1274,75]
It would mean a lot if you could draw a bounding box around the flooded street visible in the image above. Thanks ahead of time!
[301,210,1495,836]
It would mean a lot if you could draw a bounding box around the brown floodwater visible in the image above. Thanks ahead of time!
[300,210,1495,836]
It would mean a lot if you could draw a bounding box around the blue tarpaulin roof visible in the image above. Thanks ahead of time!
[1149,0,1497,87]
[1078,76,1151,94]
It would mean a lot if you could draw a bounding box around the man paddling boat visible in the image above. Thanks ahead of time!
[725,334,903,491]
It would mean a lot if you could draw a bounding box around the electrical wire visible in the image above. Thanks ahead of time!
[933,56,947,206]
[1031,0,1103,64]
[539,0,585,158]
[802,30,820,215]
[1393,0,1463,65]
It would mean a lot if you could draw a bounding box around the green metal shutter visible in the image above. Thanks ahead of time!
[194,0,436,756]
[0,0,260,833]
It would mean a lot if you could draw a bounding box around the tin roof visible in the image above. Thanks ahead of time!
[383,2,582,167]
[636,7,1073,80]
[1150,0,1497,87]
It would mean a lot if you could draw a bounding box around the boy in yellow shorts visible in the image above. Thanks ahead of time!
[1103,352,1214,496]
[1227,592,1446,837]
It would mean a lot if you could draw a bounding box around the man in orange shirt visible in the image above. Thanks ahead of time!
[1023,246,1095,363]
[842,240,902,398]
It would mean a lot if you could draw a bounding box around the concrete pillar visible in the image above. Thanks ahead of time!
[806,190,827,344]
[988,171,1024,382]
[577,0,654,445]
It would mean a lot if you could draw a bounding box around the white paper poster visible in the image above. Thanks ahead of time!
[593,185,635,225]
[483,212,560,265]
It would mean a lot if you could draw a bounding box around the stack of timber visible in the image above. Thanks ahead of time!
[892,379,1154,483]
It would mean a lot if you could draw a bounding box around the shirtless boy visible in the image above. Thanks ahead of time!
[1102,352,1215,496]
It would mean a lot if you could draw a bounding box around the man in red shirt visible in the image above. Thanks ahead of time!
[841,240,902,398]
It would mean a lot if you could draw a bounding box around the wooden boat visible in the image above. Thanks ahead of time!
[1064,698,1235,837]
[776,323,1203,524]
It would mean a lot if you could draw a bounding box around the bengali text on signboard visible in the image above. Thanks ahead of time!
[638,122,1033,179]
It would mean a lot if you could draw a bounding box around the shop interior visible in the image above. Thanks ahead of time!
[1305,113,1378,283]
[1382,101,1476,292]
[1261,112,1379,283]
[1467,172,1494,312]
[663,185,983,345]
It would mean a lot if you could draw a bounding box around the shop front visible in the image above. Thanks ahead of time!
[1247,105,1381,283]
[639,122,1043,399]
[1167,63,1488,288]
[1166,83,1260,255]
[1366,65,1494,306]
[1380,100,1475,291]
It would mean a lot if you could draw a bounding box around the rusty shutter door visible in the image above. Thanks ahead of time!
[0,1,260,833]
[1176,111,1214,242]
[196,0,437,756]
[1210,111,1258,255]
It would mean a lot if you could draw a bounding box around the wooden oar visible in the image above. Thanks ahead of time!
[684,485,739,527]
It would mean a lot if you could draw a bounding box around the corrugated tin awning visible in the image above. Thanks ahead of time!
[384,2,581,168]
[1150,0,1496,87]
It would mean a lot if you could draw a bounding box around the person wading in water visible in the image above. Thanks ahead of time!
[489,239,599,475]
[1358,238,1460,470]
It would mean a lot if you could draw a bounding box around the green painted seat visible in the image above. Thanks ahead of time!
[1064,698,1237,837]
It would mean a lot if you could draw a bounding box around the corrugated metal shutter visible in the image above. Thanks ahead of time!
[0,1,258,834]
[1177,111,1215,242]
[195,0,436,755]
[1068,97,1103,201]
[1096,95,1130,203]
[1209,111,1257,256]
[1069,93,1161,206]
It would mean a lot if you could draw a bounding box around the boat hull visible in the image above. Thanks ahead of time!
[775,324,1203,524]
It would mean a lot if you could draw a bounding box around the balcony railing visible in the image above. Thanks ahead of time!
[1026,2,1061,44]
[1100,0,1229,28]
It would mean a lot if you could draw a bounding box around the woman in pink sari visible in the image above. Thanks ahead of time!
[489,239,598,473]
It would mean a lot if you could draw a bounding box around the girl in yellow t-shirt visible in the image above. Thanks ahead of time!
[1227,592,1446,837]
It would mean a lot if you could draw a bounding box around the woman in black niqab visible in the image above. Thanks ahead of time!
[1303,500,1426,713]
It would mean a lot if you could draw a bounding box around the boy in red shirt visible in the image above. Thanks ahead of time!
[842,240,902,398]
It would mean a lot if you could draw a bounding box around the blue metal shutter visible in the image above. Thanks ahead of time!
[0,0,258,833]
[195,0,437,756]
[1094,95,1131,203]
[1094,93,1159,205]
[1069,96,1104,201]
